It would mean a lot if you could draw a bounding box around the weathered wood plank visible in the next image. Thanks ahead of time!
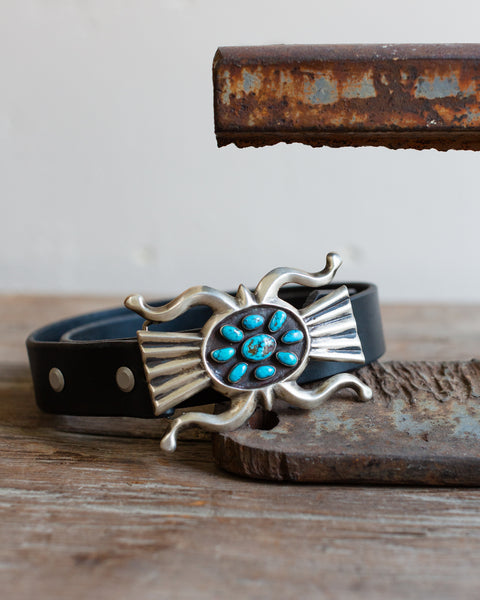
[2,295,480,599]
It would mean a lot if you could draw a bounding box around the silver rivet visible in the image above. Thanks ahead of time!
[116,366,135,392]
[49,368,65,392]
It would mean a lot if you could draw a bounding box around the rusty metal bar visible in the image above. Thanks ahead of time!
[213,44,480,150]
[214,360,480,485]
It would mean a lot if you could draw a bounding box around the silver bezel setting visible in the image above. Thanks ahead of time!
[200,302,311,396]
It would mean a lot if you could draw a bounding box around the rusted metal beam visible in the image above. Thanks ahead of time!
[213,360,480,485]
[213,44,480,150]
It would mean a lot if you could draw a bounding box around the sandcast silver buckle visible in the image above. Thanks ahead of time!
[125,252,372,452]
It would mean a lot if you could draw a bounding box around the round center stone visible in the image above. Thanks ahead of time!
[241,334,276,362]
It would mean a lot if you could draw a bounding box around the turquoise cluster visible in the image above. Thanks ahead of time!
[210,309,304,386]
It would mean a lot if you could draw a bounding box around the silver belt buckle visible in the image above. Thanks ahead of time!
[125,252,372,452]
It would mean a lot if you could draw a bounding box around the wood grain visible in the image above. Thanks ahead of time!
[2,295,480,599]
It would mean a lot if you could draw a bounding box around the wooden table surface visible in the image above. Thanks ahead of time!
[2,295,480,600]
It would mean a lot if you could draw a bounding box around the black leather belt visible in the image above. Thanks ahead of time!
[26,282,384,419]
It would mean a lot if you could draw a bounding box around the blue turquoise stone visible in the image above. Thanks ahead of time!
[254,365,276,380]
[269,310,287,332]
[220,325,244,343]
[211,347,236,363]
[241,334,276,362]
[242,314,265,331]
[228,362,248,384]
[281,329,304,344]
[276,351,298,367]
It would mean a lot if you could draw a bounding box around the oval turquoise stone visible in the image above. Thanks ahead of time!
[254,365,276,380]
[211,347,236,363]
[281,329,304,344]
[241,334,276,362]
[242,314,265,331]
[276,351,299,367]
[228,362,248,384]
[220,325,244,343]
[269,310,287,332]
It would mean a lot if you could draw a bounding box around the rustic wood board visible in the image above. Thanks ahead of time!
[214,360,480,484]
[3,295,480,599]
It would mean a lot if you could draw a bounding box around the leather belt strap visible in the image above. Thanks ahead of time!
[26,283,384,418]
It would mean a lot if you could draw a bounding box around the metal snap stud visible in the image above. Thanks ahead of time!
[49,367,65,392]
[116,366,135,393]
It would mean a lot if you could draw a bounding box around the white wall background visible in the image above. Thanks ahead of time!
[1,0,480,302]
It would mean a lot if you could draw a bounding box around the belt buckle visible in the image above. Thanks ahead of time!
[125,252,372,452]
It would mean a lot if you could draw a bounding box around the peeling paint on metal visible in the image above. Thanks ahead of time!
[463,82,477,96]
[464,109,480,125]
[342,72,376,99]
[280,71,293,87]
[451,408,480,438]
[221,70,232,106]
[392,397,480,441]
[312,410,362,442]
[392,397,439,436]
[242,69,262,94]
[415,75,461,99]
[304,75,338,105]
[258,431,278,441]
